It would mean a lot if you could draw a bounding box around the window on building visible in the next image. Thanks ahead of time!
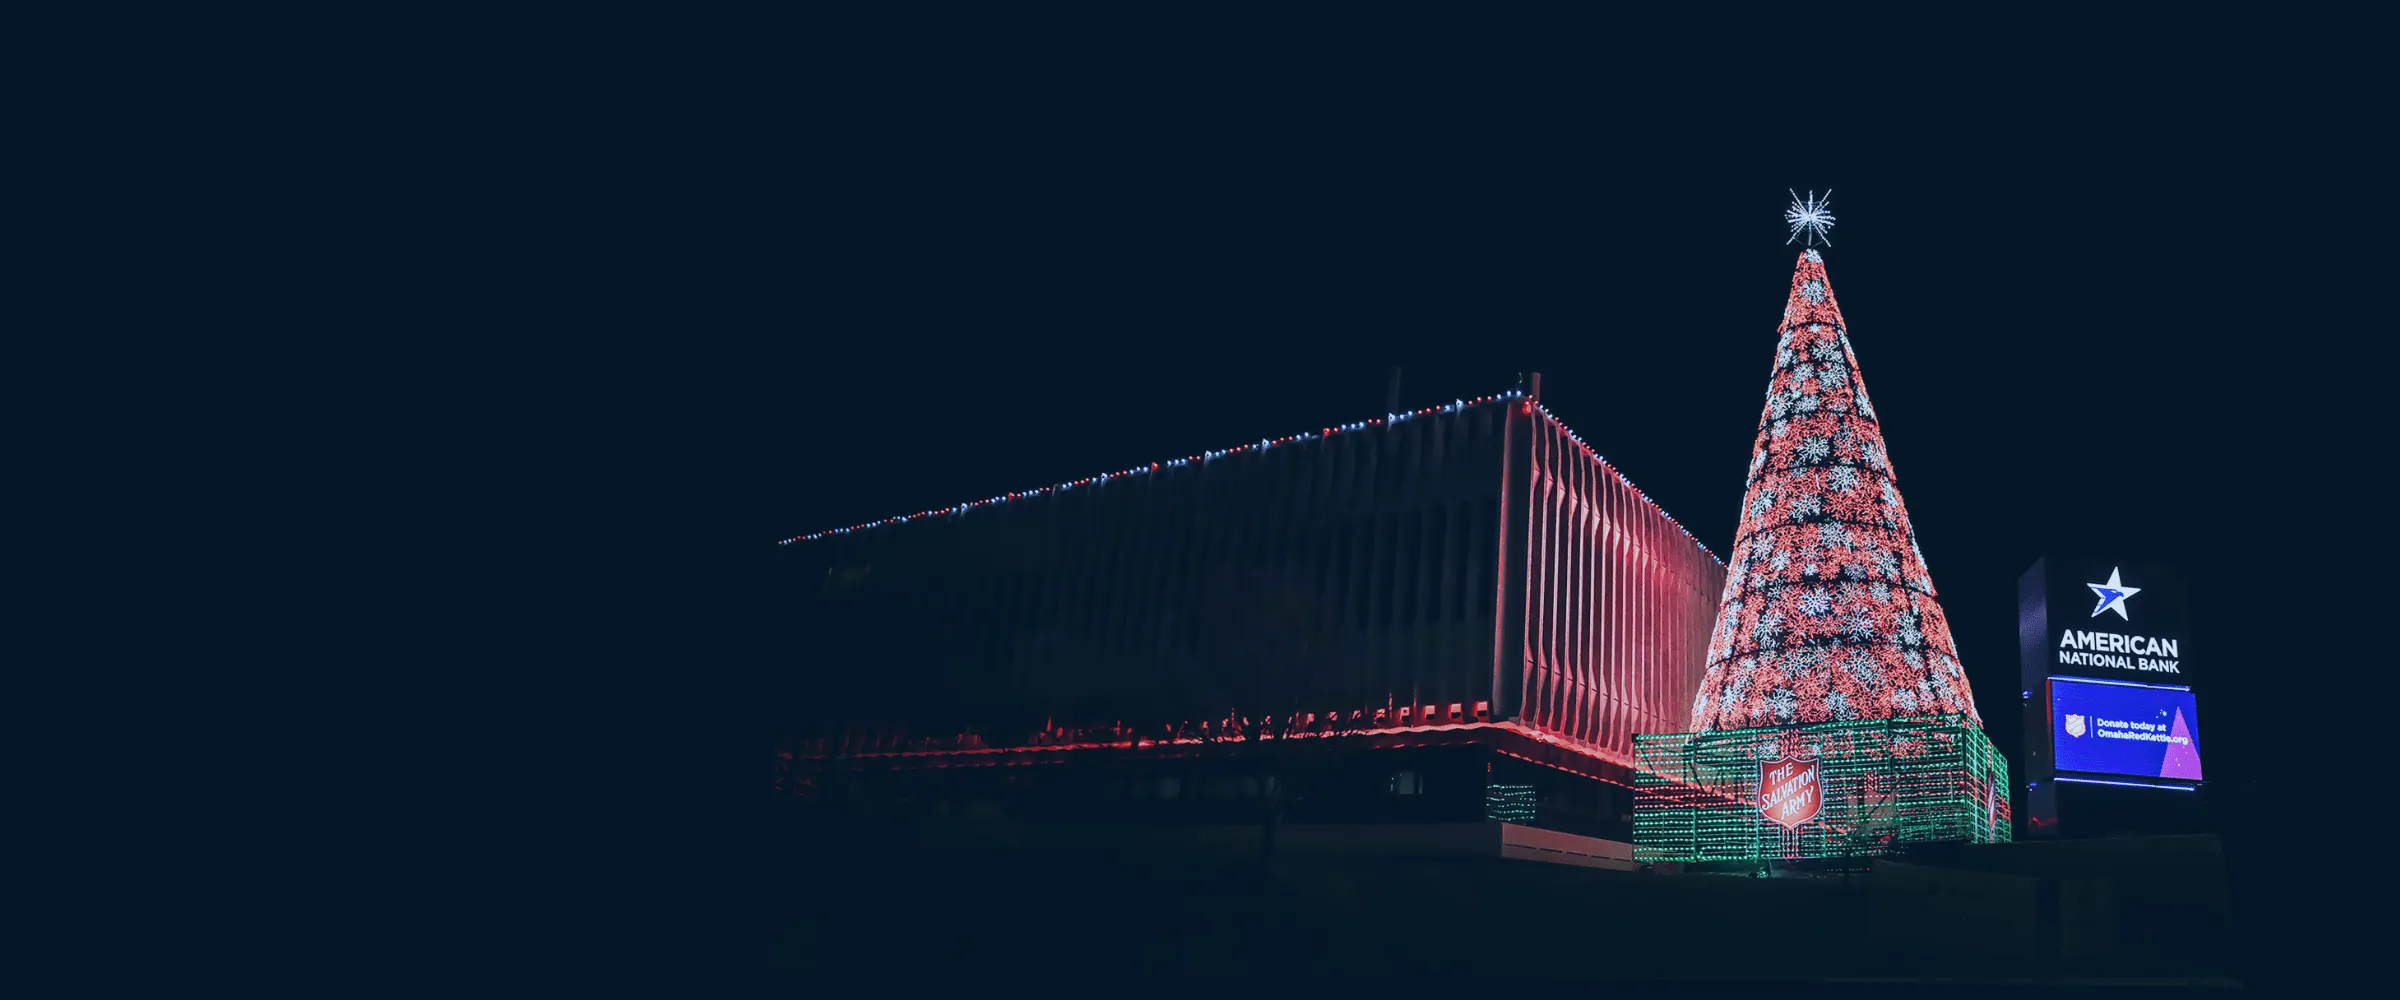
[821,563,872,593]
[1479,500,1501,615]
[1426,508,1449,624]
[1387,771,1421,796]
[1353,520,1374,629]
[1485,783,1536,822]
[1376,513,1399,630]
[1325,525,1347,633]
[1458,510,1479,623]
[1206,775,1262,800]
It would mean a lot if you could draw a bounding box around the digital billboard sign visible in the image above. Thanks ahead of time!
[2049,677,2203,782]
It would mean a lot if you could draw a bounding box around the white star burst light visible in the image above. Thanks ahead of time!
[1785,189,1835,246]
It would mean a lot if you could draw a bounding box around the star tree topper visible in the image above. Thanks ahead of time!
[1785,189,1835,246]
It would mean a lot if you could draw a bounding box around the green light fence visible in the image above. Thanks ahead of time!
[1484,783,1536,823]
[1633,715,2009,863]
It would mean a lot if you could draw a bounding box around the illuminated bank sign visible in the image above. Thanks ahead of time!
[2056,628,2180,675]
[2019,558,2191,684]
[2021,557,2200,834]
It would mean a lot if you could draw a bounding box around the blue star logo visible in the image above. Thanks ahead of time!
[2085,567,2141,620]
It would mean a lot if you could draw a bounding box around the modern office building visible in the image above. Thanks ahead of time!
[777,383,1725,860]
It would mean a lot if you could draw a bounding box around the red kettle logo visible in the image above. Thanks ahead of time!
[1758,754,1821,830]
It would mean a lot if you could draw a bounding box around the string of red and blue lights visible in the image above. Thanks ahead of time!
[779,389,1724,567]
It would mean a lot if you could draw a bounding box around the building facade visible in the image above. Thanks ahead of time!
[777,388,1724,849]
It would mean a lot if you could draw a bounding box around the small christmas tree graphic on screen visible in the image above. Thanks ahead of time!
[1687,246,1983,732]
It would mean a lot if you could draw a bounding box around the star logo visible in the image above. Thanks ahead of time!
[2085,567,2141,620]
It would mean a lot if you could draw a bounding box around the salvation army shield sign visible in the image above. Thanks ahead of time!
[2065,714,2087,738]
[1758,756,1821,830]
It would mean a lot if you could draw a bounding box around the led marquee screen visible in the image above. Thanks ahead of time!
[2050,677,2203,781]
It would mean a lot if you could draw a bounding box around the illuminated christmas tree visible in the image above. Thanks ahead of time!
[1686,247,1983,732]
[1633,209,2008,863]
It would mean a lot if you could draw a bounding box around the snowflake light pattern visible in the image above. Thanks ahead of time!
[1686,251,1983,732]
[1784,189,1835,247]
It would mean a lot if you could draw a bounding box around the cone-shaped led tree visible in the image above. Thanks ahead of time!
[1634,248,2008,863]
[1687,249,1983,731]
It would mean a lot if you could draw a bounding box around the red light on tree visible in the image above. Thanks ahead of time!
[1687,250,1983,732]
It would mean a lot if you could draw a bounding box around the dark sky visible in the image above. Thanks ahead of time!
[709,45,2361,803]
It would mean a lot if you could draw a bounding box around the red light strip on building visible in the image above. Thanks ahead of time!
[789,719,1753,806]
[791,718,1694,779]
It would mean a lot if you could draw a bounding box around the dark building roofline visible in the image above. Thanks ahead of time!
[778,389,1525,546]
[778,388,1723,568]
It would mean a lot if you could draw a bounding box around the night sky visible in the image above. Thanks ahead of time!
[718,55,2352,818]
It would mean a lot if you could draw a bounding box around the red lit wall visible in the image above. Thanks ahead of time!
[1510,409,1723,759]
